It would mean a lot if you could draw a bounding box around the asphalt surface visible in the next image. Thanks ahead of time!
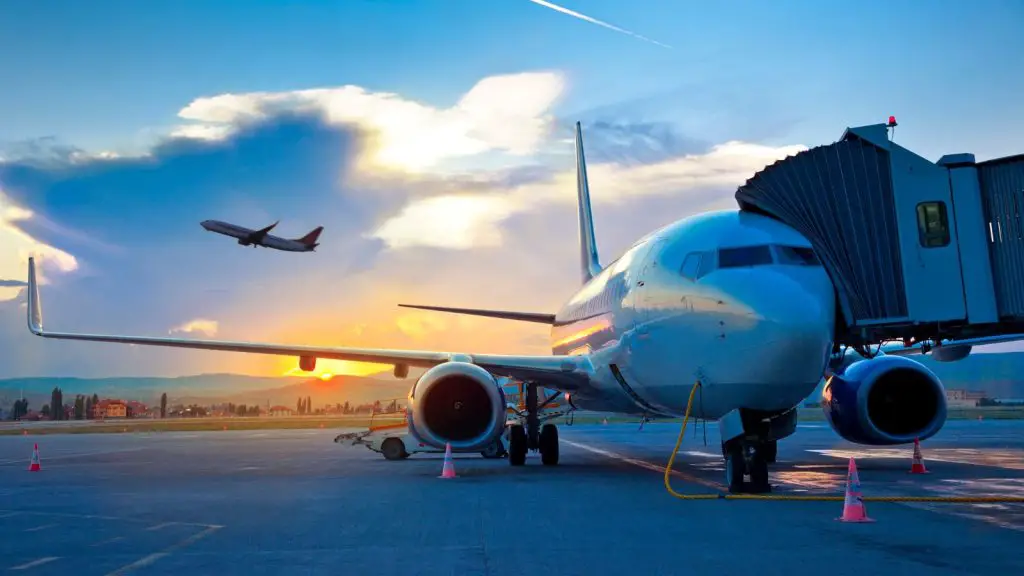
[1,420,1022,575]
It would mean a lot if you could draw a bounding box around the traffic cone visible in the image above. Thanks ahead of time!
[438,443,456,479]
[837,457,873,523]
[28,443,41,472]
[909,438,929,474]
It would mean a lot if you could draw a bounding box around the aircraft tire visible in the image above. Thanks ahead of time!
[763,440,777,464]
[381,438,408,461]
[748,449,771,493]
[509,425,527,466]
[539,424,559,466]
[724,445,746,493]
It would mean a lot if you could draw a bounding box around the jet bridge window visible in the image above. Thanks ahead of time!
[718,245,773,269]
[916,201,950,248]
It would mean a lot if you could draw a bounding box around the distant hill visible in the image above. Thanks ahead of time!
[4,349,1024,412]
[0,373,412,410]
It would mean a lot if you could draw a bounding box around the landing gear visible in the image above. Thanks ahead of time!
[722,439,772,494]
[540,423,559,465]
[509,424,527,466]
[507,381,560,466]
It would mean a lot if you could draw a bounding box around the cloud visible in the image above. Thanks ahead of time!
[171,71,566,173]
[170,319,219,337]
[0,187,78,302]
[526,0,672,49]
[0,69,805,379]
[370,138,806,250]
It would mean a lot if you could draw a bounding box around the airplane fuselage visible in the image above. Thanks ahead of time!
[200,220,313,252]
[549,209,836,421]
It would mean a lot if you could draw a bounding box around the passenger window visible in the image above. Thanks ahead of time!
[916,202,950,248]
[718,245,773,268]
[775,245,820,266]
[680,253,702,280]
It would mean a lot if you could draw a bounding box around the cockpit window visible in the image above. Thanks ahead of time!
[680,252,702,280]
[717,245,773,268]
[774,245,820,266]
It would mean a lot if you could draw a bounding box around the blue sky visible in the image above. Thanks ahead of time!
[1,0,1023,377]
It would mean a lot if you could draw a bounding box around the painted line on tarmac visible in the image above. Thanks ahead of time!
[10,557,59,571]
[0,448,144,467]
[23,523,57,532]
[563,440,727,492]
[105,525,223,576]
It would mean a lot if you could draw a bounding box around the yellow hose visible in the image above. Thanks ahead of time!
[664,381,1024,503]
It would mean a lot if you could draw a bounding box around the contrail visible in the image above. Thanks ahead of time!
[526,0,672,49]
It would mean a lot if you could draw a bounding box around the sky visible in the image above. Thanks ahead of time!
[1,0,1023,378]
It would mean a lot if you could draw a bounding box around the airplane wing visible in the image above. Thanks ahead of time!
[247,221,279,243]
[24,258,592,390]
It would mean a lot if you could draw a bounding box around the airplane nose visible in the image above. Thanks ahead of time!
[748,275,834,385]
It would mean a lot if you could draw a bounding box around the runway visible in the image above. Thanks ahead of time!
[1,420,1023,575]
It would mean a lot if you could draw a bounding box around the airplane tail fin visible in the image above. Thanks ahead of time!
[296,226,324,248]
[575,122,602,284]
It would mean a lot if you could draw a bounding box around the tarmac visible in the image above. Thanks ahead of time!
[1,420,1022,575]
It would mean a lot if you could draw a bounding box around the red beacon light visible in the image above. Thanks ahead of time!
[887,115,898,127]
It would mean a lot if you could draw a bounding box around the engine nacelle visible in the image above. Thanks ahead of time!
[299,356,316,372]
[821,355,947,445]
[405,362,507,451]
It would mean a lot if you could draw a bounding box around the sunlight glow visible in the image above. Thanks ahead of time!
[282,358,394,379]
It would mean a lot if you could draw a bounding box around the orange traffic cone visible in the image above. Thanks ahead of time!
[28,443,41,472]
[439,443,456,479]
[837,457,873,523]
[910,438,929,474]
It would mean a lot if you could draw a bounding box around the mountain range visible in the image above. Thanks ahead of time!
[0,373,413,410]
[3,350,1023,411]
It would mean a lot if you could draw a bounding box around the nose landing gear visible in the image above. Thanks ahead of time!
[723,439,773,494]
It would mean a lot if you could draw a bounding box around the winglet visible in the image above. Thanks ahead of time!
[27,257,43,335]
[575,122,602,285]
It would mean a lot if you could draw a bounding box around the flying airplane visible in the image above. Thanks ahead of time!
[200,219,324,252]
[23,122,1024,494]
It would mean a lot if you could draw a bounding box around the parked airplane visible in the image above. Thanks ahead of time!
[200,219,323,252]
[24,122,1024,493]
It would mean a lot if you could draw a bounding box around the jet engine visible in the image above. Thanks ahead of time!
[821,355,947,445]
[405,362,507,451]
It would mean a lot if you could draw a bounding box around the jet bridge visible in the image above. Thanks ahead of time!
[735,121,1024,347]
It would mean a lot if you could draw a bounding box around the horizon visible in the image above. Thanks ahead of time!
[2,1,1023,379]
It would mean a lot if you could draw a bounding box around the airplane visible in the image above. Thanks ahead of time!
[200,219,324,252]
[23,122,1024,494]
